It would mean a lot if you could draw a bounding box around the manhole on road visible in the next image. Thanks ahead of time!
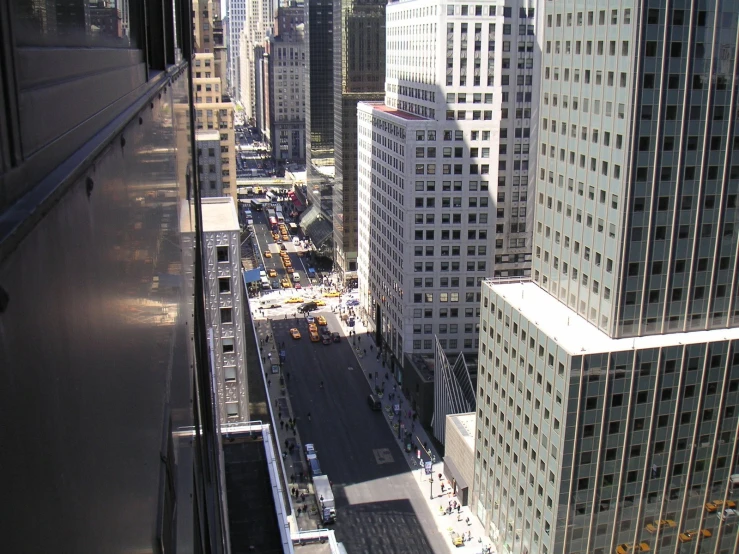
[373,448,394,465]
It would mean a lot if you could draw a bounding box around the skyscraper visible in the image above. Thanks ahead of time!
[357,0,540,371]
[227,0,247,100]
[266,1,307,163]
[241,0,275,121]
[304,0,335,242]
[473,4,739,553]
[332,0,386,284]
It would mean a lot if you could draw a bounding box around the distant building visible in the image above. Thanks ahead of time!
[194,52,237,201]
[304,0,334,242]
[266,2,306,164]
[196,131,225,197]
[332,0,386,284]
[357,0,540,369]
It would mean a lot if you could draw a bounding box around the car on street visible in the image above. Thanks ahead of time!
[678,529,712,543]
[705,500,736,512]
[285,297,304,303]
[271,279,280,289]
[290,328,301,339]
[281,279,291,288]
[299,302,317,313]
[346,299,360,306]
[294,283,302,289]
[268,269,277,277]
[262,302,281,309]
[322,335,332,345]
[306,316,315,324]
[331,332,340,342]
[264,250,272,258]
[645,520,676,534]
[280,243,287,251]
[310,330,320,342]
[316,315,327,326]
[615,542,650,554]
[324,291,340,297]
[304,443,315,456]
[314,299,326,306]
[306,453,322,476]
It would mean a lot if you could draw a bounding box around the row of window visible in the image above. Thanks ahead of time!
[546,8,631,28]
[414,244,488,256]
[414,260,487,272]
[545,39,629,57]
[413,338,477,351]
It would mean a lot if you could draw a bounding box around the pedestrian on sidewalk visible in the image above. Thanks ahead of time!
[280,420,284,430]
[307,412,311,421]
[301,492,306,502]
[268,379,271,387]
[285,439,289,449]
[297,507,302,516]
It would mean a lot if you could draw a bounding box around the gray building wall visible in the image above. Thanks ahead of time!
[197,134,225,196]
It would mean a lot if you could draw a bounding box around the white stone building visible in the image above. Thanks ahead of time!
[473,3,739,554]
[195,197,250,424]
[357,0,542,369]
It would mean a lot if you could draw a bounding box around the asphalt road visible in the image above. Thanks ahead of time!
[250,209,314,291]
[271,312,448,554]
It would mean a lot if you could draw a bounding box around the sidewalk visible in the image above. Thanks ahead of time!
[337,309,495,554]
[253,315,324,536]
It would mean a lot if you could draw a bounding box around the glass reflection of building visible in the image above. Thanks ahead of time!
[0,0,284,552]
[473,3,739,554]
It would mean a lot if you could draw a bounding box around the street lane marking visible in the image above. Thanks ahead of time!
[373,448,394,465]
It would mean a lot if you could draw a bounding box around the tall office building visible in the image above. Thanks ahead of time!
[266,1,306,163]
[240,0,275,121]
[194,0,237,200]
[304,0,335,241]
[227,0,247,101]
[357,0,540,370]
[331,0,386,285]
[473,4,739,554]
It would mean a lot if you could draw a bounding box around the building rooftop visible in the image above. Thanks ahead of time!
[366,102,429,121]
[201,197,240,233]
[448,413,476,450]
[196,130,221,142]
[488,281,739,356]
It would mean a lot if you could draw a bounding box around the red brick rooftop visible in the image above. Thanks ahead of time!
[369,102,428,121]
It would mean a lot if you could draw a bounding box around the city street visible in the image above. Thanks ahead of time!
[271,311,449,553]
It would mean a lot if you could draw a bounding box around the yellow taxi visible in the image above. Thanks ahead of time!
[324,291,341,298]
[281,279,292,288]
[282,234,290,241]
[615,543,650,554]
[290,328,301,339]
[284,260,293,269]
[286,266,294,274]
[308,323,318,333]
[315,300,327,306]
[316,315,327,326]
[678,529,711,543]
[705,500,736,513]
[264,250,272,258]
[272,232,280,240]
[268,269,277,278]
[285,297,304,303]
[310,330,320,342]
[645,520,676,534]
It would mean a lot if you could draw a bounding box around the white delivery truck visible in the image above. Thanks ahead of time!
[313,475,336,524]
